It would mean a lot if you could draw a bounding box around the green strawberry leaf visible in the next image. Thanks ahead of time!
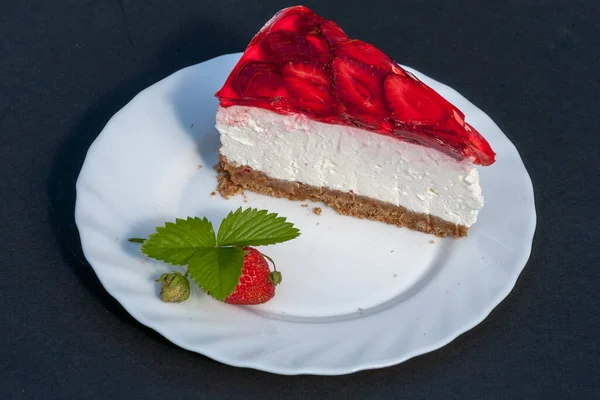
[141,217,216,266]
[217,207,301,247]
[134,208,301,301]
[187,247,246,301]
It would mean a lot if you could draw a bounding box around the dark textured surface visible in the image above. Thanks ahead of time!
[1,0,599,398]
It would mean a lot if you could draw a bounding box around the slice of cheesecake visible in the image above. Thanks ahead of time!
[214,6,496,237]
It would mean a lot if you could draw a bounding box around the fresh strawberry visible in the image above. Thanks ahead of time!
[282,61,334,116]
[225,247,282,305]
[332,57,388,129]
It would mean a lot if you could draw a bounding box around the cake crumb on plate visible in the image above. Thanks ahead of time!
[313,207,322,215]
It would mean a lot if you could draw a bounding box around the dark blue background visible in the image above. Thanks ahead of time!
[2,1,599,398]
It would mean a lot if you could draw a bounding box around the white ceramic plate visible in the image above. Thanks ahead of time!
[75,53,536,375]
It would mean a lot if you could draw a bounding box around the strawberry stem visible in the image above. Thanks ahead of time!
[259,251,277,271]
[258,251,282,286]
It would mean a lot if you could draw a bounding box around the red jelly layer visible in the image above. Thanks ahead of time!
[215,6,496,166]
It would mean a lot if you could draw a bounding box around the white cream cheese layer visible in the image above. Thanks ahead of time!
[216,105,484,227]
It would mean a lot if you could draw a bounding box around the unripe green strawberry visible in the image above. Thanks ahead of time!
[156,272,190,303]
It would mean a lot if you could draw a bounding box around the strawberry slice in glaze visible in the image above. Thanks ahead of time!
[261,31,330,63]
[332,57,388,129]
[321,20,348,47]
[334,40,405,76]
[268,5,322,35]
[384,74,447,123]
[282,62,334,116]
[236,62,288,99]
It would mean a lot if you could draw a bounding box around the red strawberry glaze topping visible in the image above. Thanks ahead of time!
[215,6,496,166]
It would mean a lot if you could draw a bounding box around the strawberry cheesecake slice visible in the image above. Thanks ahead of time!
[214,6,496,237]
